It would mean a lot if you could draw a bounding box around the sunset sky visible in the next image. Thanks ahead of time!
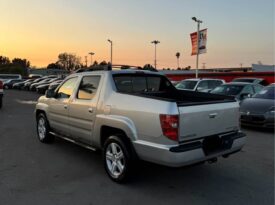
[0,0,274,69]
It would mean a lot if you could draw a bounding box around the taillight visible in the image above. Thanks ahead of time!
[159,114,179,141]
[0,81,3,89]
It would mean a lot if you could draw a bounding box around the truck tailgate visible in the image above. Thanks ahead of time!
[178,102,239,142]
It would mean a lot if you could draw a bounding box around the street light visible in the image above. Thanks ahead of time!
[192,16,203,78]
[107,39,113,65]
[84,56,88,67]
[151,40,160,69]
[89,52,95,66]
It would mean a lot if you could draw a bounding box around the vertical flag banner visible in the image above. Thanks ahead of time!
[190,29,207,55]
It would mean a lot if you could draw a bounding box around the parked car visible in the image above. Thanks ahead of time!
[30,78,57,91]
[0,80,3,108]
[211,82,263,101]
[175,78,225,92]
[0,74,22,83]
[24,76,57,90]
[36,79,63,94]
[35,69,245,182]
[13,79,34,90]
[240,84,274,128]
[232,78,269,86]
[3,79,24,89]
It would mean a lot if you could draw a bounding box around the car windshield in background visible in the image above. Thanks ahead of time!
[253,86,275,99]
[233,79,254,83]
[175,80,197,90]
[211,85,244,95]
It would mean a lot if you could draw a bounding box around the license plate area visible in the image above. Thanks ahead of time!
[202,135,233,155]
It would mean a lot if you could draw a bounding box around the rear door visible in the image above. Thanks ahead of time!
[178,102,239,142]
[68,75,102,144]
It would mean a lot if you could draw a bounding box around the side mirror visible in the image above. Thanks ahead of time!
[240,93,251,100]
[45,89,56,98]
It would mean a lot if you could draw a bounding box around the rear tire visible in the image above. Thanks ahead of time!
[36,113,54,143]
[103,135,133,183]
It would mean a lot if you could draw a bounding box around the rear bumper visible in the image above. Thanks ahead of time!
[133,131,246,167]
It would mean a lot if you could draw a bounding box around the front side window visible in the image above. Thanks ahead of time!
[241,85,254,94]
[197,81,209,90]
[77,76,101,100]
[56,77,78,99]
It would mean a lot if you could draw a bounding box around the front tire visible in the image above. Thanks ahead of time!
[36,113,54,143]
[103,135,133,183]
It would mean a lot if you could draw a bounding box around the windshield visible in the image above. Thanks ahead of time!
[211,85,244,96]
[233,79,254,83]
[175,80,198,90]
[253,86,275,99]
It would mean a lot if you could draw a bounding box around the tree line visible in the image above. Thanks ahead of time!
[0,56,30,76]
[0,52,191,76]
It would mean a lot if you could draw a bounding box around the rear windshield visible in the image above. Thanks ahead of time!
[113,74,173,93]
[253,86,275,99]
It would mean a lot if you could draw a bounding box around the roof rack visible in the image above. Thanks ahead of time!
[74,64,158,73]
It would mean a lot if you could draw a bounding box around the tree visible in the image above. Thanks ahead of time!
[12,58,30,68]
[143,64,158,72]
[99,61,108,66]
[176,52,180,69]
[0,56,10,65]
[47,63,62,69]
[57,52,81,71]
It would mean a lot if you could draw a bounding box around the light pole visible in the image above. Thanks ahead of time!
[84,56,88,67]
[89,52,95,66]
[151,40,160,69]
[107,39,113,65]
[176,52,180,69]
[192,17,203,78]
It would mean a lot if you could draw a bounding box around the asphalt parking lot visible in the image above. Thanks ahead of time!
[0,90,274,205]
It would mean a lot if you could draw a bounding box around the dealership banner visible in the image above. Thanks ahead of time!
[190,29,207,55]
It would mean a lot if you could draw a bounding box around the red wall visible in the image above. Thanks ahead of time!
[166,72,275,84]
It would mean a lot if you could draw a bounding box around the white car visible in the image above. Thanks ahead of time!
[176,78,225,92]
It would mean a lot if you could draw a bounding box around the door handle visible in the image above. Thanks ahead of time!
[88,108,94,113]
[64,105,68,109]
[209,113,218,118]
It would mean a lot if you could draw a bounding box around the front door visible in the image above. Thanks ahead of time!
[48,77,78,136]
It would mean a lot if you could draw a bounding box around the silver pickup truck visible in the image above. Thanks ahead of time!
[35,69,246,182]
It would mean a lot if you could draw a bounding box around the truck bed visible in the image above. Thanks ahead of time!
[134,89,236,106]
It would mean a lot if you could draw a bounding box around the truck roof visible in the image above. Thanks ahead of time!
[69,69,163,78]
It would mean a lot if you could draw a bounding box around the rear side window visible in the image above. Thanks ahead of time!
[208,80,223,89]
[113,74,172,93]
[77,76,101,100]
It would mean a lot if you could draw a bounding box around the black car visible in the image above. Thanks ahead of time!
[3,79,24,89]
[232,78,269,86]
[240,84,274,128]
[13,79,34,90]
[36,79,62,94]
[210,82,263,101]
